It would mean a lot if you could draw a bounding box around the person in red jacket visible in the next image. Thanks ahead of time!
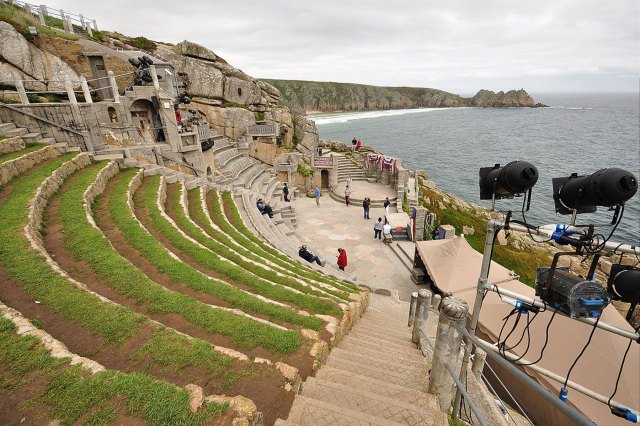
[337,248,347,271]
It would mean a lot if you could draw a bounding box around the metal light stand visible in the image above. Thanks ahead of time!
[452,219,640,420]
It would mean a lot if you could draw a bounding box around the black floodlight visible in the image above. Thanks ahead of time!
[552,168,637,215]
[607,265,640,321]
[128,58,142,69]
[141,55,154,66]
[479,161,538,210]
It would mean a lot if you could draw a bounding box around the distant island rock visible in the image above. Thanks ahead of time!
[263,79,540,113]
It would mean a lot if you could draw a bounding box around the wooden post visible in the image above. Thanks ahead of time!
[80,77,92,104]
[412,289,431,344]
[427,296,468,413]
[37,9,45,25]
[40,4,48,16]
[15,79,29,105]
[85,22,93,37]
[79,13,85,28]
[408,291,418,327]
[65,15,73,34]
[92,19,98,31]
[107,71,120,103]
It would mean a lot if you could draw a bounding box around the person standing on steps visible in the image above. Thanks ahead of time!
[337,248,347,271]
[314,186,321,206]
[283,183,290,202]
[352,136,357,148]
[356,138,362,151]
[344,184,351,206]
[374,217,384,239]
[363,197,371,219]
[383,197,391,215]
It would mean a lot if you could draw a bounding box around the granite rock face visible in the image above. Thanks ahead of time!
[157,40,279,107]
[0,21,80,91]
[266,79,537,112]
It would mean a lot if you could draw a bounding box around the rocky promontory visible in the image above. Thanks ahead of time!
[264,79,537,113]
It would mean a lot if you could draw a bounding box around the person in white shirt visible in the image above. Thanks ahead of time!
[383,222,392,236]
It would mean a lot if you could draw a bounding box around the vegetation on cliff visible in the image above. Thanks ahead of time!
[265,79,538,113]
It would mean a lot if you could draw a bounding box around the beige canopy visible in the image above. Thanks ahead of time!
[415,237,639,426]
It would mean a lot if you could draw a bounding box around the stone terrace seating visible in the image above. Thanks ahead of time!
[215,147,243,168]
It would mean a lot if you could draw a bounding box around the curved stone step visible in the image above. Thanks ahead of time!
[325,356,425,391]
[279,395,401,425]
[328,347,427,377]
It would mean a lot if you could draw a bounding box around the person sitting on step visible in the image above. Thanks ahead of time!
[298,245,323,266]
[256,198,273,218]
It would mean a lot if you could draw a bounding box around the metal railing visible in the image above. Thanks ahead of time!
[9,0,98,32]
[408,291,598,426]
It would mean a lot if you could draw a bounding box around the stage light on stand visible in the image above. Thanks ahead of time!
[607,265,640,321]
[535,266,610,319]
[479,161,539,210]
[552,168,637,220]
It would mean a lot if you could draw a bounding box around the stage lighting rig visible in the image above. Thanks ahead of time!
[607,265,640,321]
[479,161,539,210]
[552,168,637,223]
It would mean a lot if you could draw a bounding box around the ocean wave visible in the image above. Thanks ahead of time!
[547,106,593,110]
[311,107,459,125]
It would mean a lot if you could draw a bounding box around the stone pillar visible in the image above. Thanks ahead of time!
[80,77,92,104]
[149,65,160,91]
[432,294,442,310]
[92,19,98,31]
[471,349,487,380]
[382,168,390,185]
[107,71,120,103]
[15,78,29,105]
[427,297,468,413]
[415,206,428,241]
[408,291,418,327]
[65,15,73,34]
[40,5,48,16]
[79,13,85,28]
[37,9,45,25]
[64,78,77,104]
[412,289,432,344]
[23,3,32,15]
[85,22,93,37]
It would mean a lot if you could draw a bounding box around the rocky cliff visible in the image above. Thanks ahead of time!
[264,79,538,113]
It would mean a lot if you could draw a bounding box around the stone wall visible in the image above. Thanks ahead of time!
[0,144,61,187]
[0,136,25,154]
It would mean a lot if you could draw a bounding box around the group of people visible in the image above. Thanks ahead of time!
[351,136,363,151]
[373,217,392,240]
[299,245,347,271]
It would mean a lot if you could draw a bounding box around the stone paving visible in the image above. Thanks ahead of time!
[293,182,416,301]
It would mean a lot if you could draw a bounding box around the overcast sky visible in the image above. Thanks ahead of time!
[51,0,638,94]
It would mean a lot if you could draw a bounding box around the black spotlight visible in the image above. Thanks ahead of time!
[128,58,142,69]
[479,161,539,209]
[607,265,640,321]
[552,168,638,215]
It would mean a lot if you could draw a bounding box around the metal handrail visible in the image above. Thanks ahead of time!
[453,322,595,426]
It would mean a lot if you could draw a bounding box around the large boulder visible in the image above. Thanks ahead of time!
[0,21,79,91]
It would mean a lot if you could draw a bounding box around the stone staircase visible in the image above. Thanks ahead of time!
[336,155,367,182]
[0,121,55,145]
[276,294,448,426]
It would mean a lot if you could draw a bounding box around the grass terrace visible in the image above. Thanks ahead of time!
[55,164,301,354]
[0,317,228,425]
[136,175,343,317]
[104,169,322,330]
[166,183,350,302]
[214,191,359,293]
[0,155,264,422]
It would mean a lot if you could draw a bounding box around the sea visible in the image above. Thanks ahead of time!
[311,93,640,245]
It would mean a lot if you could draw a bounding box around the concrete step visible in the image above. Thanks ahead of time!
[3,127,28,137]
[337,339,424,364]
[340,334,422,358]
[301,377,442,425]
[325,356,425,391]
[390,244,413,272]
[328,347,426,377]
[21,132,42,143]
[354,319,411,335]
[93,153,124,161]
[0,123,16,132]
[343,331,416,353]
[40,137,56,145]
[278,395,400,425]
[315,365,437,408]
[354,324,414,344]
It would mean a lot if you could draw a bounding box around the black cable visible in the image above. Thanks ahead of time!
[517,308,557,367]
[508,312,538,363]
[563,316,601,389]
[607,323,640,409]
[518,194,553,243]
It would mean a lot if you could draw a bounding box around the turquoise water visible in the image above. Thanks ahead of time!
[313,93,640,245]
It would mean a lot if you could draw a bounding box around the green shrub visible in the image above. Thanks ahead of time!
[130,36,156,51]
